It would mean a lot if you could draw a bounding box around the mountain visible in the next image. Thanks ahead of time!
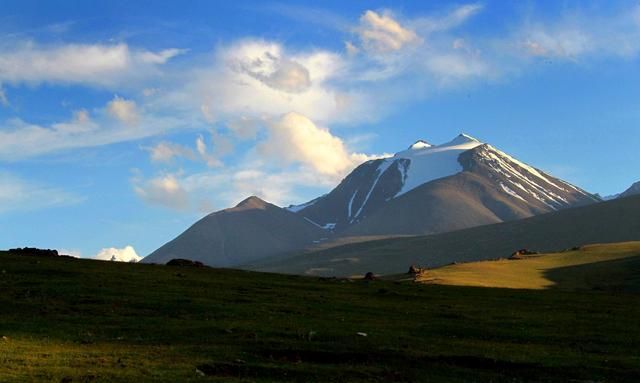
[619,181,640,198]
[247,195,640,277]
[146,133,600,267]
[289,134,598,236]
[143,196,325,266]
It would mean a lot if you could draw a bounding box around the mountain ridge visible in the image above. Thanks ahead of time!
[145,133,600,267]
[143,196,326,266]
[247,194,640,276]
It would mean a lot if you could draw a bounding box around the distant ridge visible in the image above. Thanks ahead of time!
[143,196,325,266]
[247,195,640,277]
[619,181,640,198]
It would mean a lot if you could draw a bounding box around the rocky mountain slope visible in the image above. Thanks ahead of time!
[619,181,640,198]
[143,196,325,266]
[290,134,598,236]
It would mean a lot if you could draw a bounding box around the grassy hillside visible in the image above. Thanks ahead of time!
[1,252,640,382]
[418,242,640,290]
[248,195,640,276]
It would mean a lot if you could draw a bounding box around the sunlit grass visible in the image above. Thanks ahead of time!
[418,241,640,290]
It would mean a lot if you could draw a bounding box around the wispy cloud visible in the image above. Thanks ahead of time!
[0,171,84,213]
[0,85,7,106]
[355,10,421,53]
[259,3,351,31]
[0,99,189,161]
[0,42,185,88]
[514,5,640,60]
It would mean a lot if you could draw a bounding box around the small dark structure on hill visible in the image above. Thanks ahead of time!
[9,247,59,257]
[363,272,376,280]
[166,258,206,267]
[408,264,426,275]
[509,249,539,260]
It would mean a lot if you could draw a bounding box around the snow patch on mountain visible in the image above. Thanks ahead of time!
[500,182,526,202]
[474,144,580,209]
[351,160,394,221]
[287,196,322,212]
[393,134,483,197]
[408,140,433,150]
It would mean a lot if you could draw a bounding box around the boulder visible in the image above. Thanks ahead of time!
[8,247,59,257]
[166,259,206,267]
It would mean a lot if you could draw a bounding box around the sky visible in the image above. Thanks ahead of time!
[1,0,639,260]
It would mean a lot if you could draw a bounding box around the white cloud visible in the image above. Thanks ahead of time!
[147,141,195,163]
[413,3,483,34]
[522,26,591,59]
[94,245,141,262]
[134,165,341,212]
[259,112,372,177]
[142,87,160,97]
[195,134,223,167]
[516,5,640,60]
[230,43,311,93]
[0,86,8,106]
[0,171,83,213]
[343,5,490,85]
[133,173,190,210]
[425,53,490,80]
[226,117,261,140]
[0,97,188,160]
[345,41,359,56]
[356,10,420,53]
[107,95,139,125]
[0,42,184,88]
[132,113,387,211]
[137,48,188,64]
[195,135,207,156]
[188,39,375,125]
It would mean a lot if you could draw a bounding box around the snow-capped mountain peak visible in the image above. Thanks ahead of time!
[447,133,480,146]
[408,140,433,150]
[291,133,598,233]
[393,134,484,196]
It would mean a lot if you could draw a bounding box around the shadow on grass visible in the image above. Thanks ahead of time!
[544,255,640,292]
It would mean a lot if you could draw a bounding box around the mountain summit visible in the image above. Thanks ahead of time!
[289,134,598,235]
[144,196,325,266]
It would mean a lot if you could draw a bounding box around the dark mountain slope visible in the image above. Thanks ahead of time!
[344,144,598,236]
[619,181,640,198]
[247,195,640,276]
[290,137,597,237]
[143,196,325,266]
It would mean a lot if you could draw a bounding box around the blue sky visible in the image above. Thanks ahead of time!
[1,0,639,259]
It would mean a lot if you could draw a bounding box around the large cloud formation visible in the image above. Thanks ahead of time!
[260,112,371,177]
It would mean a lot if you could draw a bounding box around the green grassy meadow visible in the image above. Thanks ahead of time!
[1,250,639,382]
